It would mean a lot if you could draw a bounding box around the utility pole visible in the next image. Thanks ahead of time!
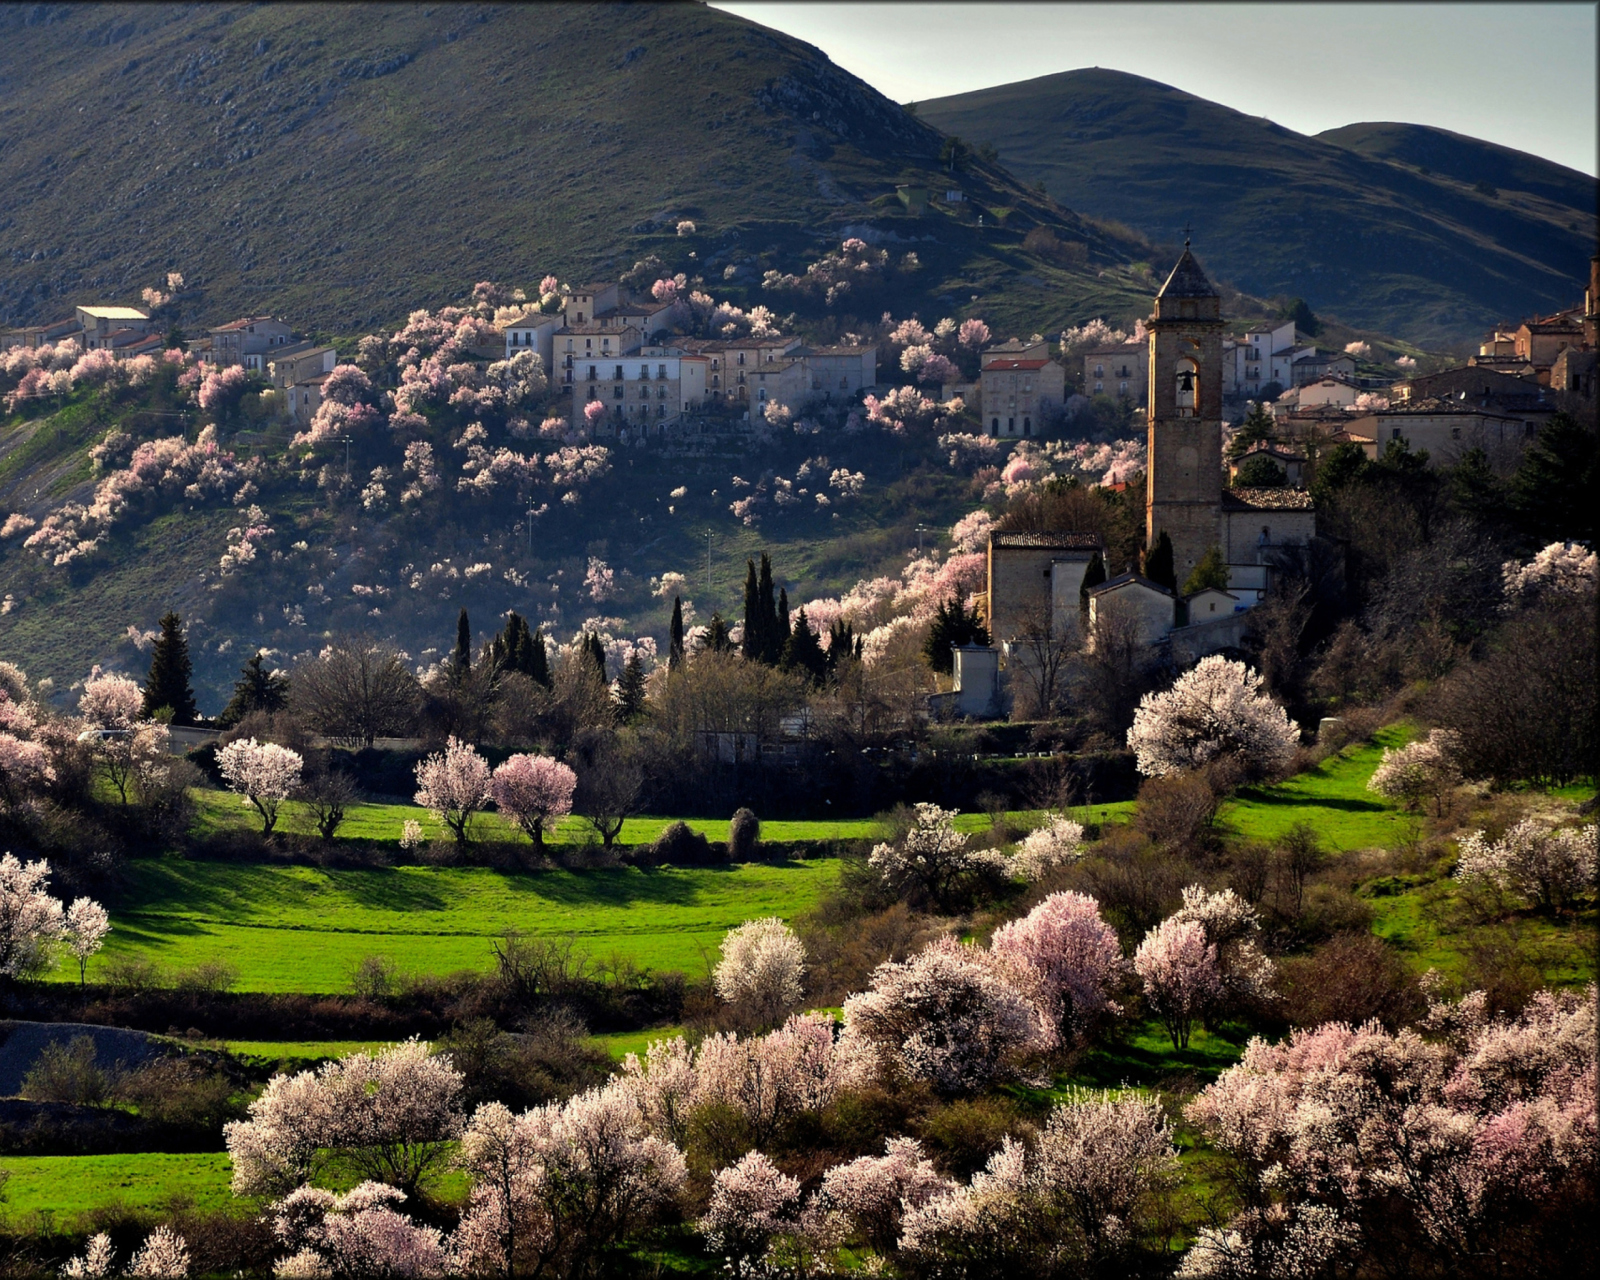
[916,523,935,555]
[704,529,714,597]
[527,497,537,557]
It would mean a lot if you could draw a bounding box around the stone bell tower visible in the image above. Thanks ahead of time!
[1145,240,1224,584]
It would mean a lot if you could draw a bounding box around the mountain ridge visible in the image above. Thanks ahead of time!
[918,67,1596,346]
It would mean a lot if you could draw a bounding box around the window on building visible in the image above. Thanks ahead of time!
[1023,417,1032,435]
[1119,381,1128,395]
[990,418,1000,436]
[737,352,746,365]
[1095,364,1104,377]
[614,366,623,380]
[614,386,623,399]
[1007,417,1015,433]
[588,366,596,380]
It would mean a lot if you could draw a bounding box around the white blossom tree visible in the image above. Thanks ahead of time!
[1127,656,1299,778]
[451,1084,687,1279]
[1368,728,1464,814]
[1456,819,1597,911]
[1009,815,1087,881]
[1501,540,1598,606]
[868,802,1008,909]
[271,1181,448,1278]
[697,1150,804,1276]
[0,853,65,979]
[226,1038,464,1198]
[713,917,806,1024]
[1168,885,1275,1012]
[217,737,304,834]
[63,896,110,989]
[414,736,492,844]
[842,937,1052,1095]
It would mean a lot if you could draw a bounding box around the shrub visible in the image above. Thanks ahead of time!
[728,807,760,861]
[1274,933,1424,1031]
[20,1035,115,1106]
[648,819,714,865]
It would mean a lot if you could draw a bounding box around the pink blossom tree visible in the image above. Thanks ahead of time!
[413,736,492,844]
[217,737,304,835]
[78,672,144,730]
[991,892,1125,1041]
[1127,656,1299,779]
[1183,988,1596,1275]
[582,399,607,434]
[1168,885,1274,1012]
[1134,917,1221,1049]
[958,318,991,350]
[811,1137,953,1256]
[489,754,576,852]
[698,1150,803,1275]
[271,1181,448,1278]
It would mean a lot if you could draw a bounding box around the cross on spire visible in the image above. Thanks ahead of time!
[1183,220,1192,247]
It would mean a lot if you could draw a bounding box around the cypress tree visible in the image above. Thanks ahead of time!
[669,596,686,671]
[775,587,791,663]
[782,609,827,685]
[707,613,734,654]
[218,653,290,727]
[526,624,551,688]
[616,651,647,720]
[757,554,778,663]
[584,632,608,685]
[825,620,860,677]
[450,608,472,680]
[142,611,197,724]
[741,559,762,661]
[1142,532,1176,590]
[1080,551,1107,613]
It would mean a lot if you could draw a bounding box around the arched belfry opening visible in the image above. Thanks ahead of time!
[1175,357,1198,417]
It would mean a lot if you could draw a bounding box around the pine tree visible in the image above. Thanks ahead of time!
[741,559,762,662]
[1080,551,1107,613]
[707,613,734,654]
[669,596,686,671]
[218,653,290,727]
[1449,447,1510,530]
[616,651,647,720]
[782,608,827,685]
[1142,531,1176,590]
[1511,411,1598,544]
[1182,545,1230,595]
[142,611,197,724]
[450,608,472,680]
[1227,401,1274,461]
[922,596,991,674]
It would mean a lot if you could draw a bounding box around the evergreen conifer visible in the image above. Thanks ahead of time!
[1080,551,1107,613]
[669,597,686,671]
[782,609,827,685]
[142,611,198,724]
[450,609,472,679]
[584,632,608,685]
[1182,545,1231,595]
[218,653,290,727]
[616,651,647,720]
[741,560,762,662]
[706,613,734,654]
[1142,532,1177,589]
[922,596,991,674]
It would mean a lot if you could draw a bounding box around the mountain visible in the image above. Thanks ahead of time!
[918,68,1597,347]
[0,2,1160,341]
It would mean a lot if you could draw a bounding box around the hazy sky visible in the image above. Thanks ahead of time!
[714,2,1599,176]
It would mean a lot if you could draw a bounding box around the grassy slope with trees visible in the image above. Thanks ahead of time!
[918,68,1598,347]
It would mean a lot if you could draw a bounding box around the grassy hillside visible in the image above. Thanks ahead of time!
[918,69,1597,347]
[0,2,1153,340]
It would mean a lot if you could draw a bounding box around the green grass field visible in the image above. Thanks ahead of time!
[189,791,1099,848]
[0,1153,239,1220]
[74,859,842,993]
[1218,726,1417,852]
[222,1027,688,1063]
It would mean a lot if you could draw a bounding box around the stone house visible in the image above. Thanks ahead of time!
[984,530,1104,649]
[1084,343,1147,404]
[980,357,1065,438]
[1087,572,1176,648]
[77,306,154,351]
[209,316,293,370]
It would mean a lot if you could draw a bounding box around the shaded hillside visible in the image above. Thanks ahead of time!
[919,68,1597,347]
[0,2,1158,339]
